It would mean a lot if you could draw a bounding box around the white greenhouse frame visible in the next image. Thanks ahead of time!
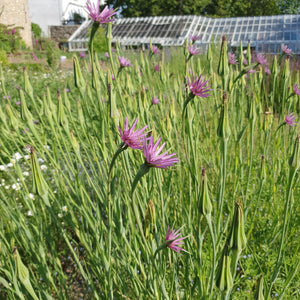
[68,14,300,54]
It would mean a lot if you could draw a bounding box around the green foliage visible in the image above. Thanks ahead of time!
[0,23,24,53]
[31,23,42,38]
[0,49,8,65]
[89,26,107,53]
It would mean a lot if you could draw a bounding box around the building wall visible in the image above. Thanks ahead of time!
[0,0,32,47]
[28,0,104,37]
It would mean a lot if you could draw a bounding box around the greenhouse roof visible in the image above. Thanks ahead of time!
[68,14,300,54]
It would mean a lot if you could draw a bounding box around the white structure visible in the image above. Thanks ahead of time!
[28,0,105,36]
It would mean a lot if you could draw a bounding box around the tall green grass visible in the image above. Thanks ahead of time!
[0,27,299,299]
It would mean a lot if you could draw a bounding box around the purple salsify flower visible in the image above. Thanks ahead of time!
[118,118,148,150]
[282,44,293,56]
[79,52,86,58]
[190,34,201,42]
[16,101,21,105]
[111,48,116,52]
[228,52,237,65]
[152,97,159,105]
[111,74,115,81]
[152,45,159,55]
[243,58,248,66]
[293,84,300,96]
[187,45,200,56]
[154,64,160,72]
[165,226,188,254]
[3,95,11,100]
[285,112,297,126]
[118,56,133,67]
[86,2,116,23]
[65,88,70,93]
[32,53,38,61]
[142,136,179,169]
[247,69,256,74]
[256,54,267,66]
[265,67,271,75]
[186,74,212,98]
[104,52,109,58]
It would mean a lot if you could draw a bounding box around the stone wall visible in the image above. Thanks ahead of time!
[0,0,32,48]
[49,25,80,43]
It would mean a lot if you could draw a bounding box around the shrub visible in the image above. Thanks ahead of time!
[31,23,42,38]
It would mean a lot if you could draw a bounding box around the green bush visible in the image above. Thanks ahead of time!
[0,23,24,53]
[31,23,42,38]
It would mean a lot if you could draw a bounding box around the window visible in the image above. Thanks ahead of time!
[284,32,290,40]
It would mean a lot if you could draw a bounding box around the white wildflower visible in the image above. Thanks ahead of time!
[62,206,68,212]
[13,152,22,161]
[0,165,6,171]
[23,171,29,176]
[40,165,47,171]
[27,210,33,216]
[29,193,35,200]
[7,163,13,168]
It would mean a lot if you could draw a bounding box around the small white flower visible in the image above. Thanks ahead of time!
[10,159,16,164]
[27,210,33,216]
[23,171,29,176]
[58,213,63,218]
[12,183,21,190]
[38,158,45,163]
[13,152,22,161]
[44,145,50,150]
[29,193,35,200]
[0,165,6,171]
[24,155,30,160]
[62,206,68,212]
[6,163,13,168]
[5,185,10,189]
[40,165,47,171]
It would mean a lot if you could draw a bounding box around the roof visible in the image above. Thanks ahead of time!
[68,14,300,54]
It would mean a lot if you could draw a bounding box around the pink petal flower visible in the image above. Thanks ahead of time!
[293,84,300,96]
[187,45,200,56]
[186,74,212,98]
[152,45,159,55]
[118,118,148,149]
[228,52,237,65]
[152,97,159,105]
[165,226,187,253]
[142,136,179,169]
[282,44,293,56]
[285,112,297,127]
[118,56,132,67]
[86,2,117,23]
[190,35,201,42]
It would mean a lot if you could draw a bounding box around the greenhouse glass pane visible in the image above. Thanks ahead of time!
[284,32,290,40]
[254,25,259,31]
[291,32,296,40]
[240,33,245,40]
[248,25,253,31]
[260,25,265,31]
[276,31,283,40]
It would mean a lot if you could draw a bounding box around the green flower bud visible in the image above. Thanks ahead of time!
[199,168,212,216]
[289,135,300,173]
[216,245,233,292]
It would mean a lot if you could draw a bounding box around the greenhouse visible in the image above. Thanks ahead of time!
[68,14,300,54]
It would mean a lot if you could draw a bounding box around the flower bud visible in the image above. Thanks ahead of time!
[217,92,231,140]
[199,168,212,216]
[216,245,233,291]
[289,135,300,173]
[144,200,156,238]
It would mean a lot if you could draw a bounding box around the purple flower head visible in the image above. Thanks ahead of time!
[190,35,201,42]
[111,74,115,81]
[31,53,38,61]
[118,118,148,149]
[165,226,187,253]
[154,64,160,72]
[243,58,248,66]
[7,31,10,36]
[118,56,133,67]
[11,28,16,35]
[256,54,267,66]
[293,84,300,96]
[86,2,116,23]
[111,48,116,52]
[104,52,109,58]
[247,69,256,74]
[142,136,179,169]
[282,44,293,56]
[228,52,237,65]
[285,112,297,126]
[265,67,271,75]
[152,97,159,105]
[3,95,11,100]
[79,52,86,58]
[186,74,212,98]
[65,88,70,93]
[152,45,159,55]
[187,45,200,56]
[35,39,38,45]
[16,101,21,106]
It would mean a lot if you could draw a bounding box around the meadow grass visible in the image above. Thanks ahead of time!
[0,31,300,299]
